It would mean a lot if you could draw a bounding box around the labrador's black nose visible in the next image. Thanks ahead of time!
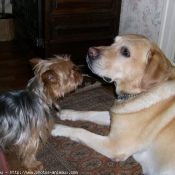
[88,47,99,58]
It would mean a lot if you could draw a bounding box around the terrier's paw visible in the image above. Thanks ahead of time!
[33,161,44,171]
[24,160,44,171]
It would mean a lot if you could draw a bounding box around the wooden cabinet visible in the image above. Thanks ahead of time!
[13,0,121,64]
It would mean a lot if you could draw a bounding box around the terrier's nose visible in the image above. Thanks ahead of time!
[88,47,99,58]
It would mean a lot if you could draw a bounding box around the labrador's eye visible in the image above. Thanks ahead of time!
[121,47,130,57]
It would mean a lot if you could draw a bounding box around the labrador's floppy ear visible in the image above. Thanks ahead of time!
[139,50,170,91]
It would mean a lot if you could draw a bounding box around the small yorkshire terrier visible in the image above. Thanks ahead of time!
[0,55,83,170]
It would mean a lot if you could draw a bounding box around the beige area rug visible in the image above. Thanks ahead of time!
[37,85,142,175]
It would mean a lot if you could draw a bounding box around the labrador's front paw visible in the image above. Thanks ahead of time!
[59,109,75,121]
[51,124,73,138]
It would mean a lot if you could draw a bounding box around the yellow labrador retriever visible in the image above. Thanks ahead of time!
[52,34,175,175]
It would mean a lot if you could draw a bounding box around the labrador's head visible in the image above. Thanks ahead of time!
[87,34,172,95]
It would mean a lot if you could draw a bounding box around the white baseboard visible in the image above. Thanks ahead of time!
[158,0,175,63]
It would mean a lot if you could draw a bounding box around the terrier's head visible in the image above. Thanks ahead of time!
[30,55,83,100]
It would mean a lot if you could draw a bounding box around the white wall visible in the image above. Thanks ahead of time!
[119,0,164,44]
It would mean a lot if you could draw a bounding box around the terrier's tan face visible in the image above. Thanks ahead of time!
[30,55,83,99]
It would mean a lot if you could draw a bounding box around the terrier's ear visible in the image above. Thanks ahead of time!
[41,70,58,85]
[29,58,43,69]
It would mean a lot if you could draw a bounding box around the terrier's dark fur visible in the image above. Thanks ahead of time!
[0,55,83,170]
